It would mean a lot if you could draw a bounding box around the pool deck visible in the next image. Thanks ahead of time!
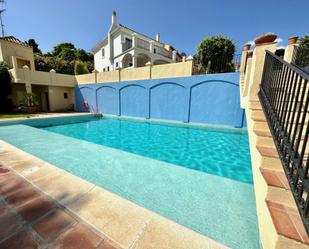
[0,140,229,249]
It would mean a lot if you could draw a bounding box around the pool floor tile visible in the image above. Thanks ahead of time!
[33,208,77,242]
[53,223,103,249]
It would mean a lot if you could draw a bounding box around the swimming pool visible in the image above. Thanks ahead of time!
[0,116,260,249]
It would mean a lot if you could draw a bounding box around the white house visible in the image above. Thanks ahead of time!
[92,11,182,72]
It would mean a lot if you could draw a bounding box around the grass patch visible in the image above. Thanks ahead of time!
[0,113,31,119]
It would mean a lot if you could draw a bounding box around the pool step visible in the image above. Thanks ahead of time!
[266,187,309,245]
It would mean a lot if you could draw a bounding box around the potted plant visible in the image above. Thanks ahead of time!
[254,32,277,45]
[288,36,298,45]
[243,43,251,51]
[22,93,39,114]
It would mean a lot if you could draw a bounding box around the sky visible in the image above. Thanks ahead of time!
[2,0,309,55]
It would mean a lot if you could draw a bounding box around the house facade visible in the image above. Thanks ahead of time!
[92,11,182,72]
[0,36,76,112]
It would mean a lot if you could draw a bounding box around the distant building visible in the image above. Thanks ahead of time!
[92,11,182,72]
[0,36,75,112]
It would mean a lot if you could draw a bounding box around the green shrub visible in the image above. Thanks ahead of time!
[0,61,13,112]
[74,61,89,75]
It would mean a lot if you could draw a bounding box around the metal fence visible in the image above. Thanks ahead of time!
[193,54,241,75]
[259,50,309,235]
[291,46,309,74]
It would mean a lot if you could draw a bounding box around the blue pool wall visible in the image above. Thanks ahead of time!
[75,72,246,127]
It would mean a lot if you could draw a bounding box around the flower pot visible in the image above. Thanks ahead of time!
[26,107,37,114]
[243,44,251,51]
[254,34,277,45]
[288,36,298,45]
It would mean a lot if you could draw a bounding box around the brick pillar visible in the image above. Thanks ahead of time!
[284,36,298,63]
[248,41,277,102]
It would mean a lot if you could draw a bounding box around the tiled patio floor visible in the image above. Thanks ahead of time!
[0,163,116,249]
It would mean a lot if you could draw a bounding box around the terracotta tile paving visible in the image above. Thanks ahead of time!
[0,163,117,249]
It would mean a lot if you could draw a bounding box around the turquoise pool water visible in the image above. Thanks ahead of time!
[43,117,252,184]
[0,117,260,249]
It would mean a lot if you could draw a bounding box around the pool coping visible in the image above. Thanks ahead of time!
[102,114,248,133]
[0,140,229,249]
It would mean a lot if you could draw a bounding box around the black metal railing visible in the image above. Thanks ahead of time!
[291,46,309,74]
[193,53,241,75]
[259,50,309,235]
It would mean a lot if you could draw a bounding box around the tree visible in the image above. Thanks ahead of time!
[33,40,94,75]
[298,36,309,49]
[26,39,41,54]
[51,43,75,58]
[196,35,236,73]
[0,61,13,112]
[74,61,89,75]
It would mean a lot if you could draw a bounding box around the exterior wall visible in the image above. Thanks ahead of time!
[77,61,193,84]
[0,40,35,69]
[151,61,192,79]
[48,86,75,112]
[75,72,245,127]
[9,84,27,108]
[10,68,76,87]
[113,33,123,57]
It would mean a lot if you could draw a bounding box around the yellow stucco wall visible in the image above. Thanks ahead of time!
[47,86,75,112]
[75,61,193,84]
[151,61,193,79]
[120,66,150,81]
[97,70,119,83]
[0,40,35,69]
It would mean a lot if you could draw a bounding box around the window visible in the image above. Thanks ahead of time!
[64,93,68,99]
[107,66,110,71]
[101,48,105,57]
[103,68,106,72]
[129,62,133,67]
[16,58,31,69]
[116,62,119,68]
[123,38,132,52]
[154,48,157,54]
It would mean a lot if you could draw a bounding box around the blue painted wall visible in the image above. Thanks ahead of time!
[75,72,246,127]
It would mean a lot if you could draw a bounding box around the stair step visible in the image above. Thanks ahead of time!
[260,167,290,190]
[260,156,283,171]
[249,101,262,110]
[251,110,266,122]
[253,121,271,137]
[256,137,279,158]
[266,187,309,245]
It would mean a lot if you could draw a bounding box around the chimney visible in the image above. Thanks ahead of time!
[156,32,160,43]
[112,11,117,25]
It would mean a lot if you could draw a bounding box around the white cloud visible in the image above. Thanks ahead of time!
[277,46,286,49]
[276,37,283,44]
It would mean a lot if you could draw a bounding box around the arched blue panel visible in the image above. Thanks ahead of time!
[75,87,96,112]
[189,80,242,126]
[96,86,118,115]
[120,85,148,118]
[150,82,186,121]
